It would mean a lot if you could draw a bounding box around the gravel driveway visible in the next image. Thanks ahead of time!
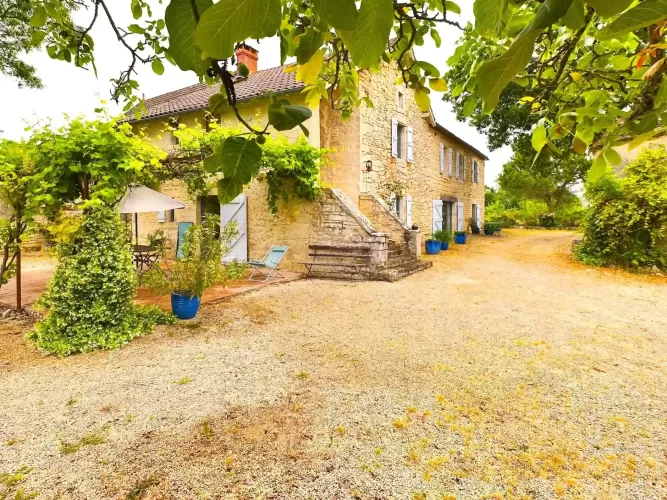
[1,230,666,499]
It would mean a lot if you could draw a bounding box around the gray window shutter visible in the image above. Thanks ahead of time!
[455,152,460,179]
[391,119,398,158]
[463,156,467,180]
[448,149,453,176]
[407,127,414,162]
[440,144,445,174]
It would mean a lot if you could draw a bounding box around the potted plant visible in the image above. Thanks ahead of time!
[142,216,238,320]
[454,231,467,244]
[425,236,441,255]
[433,229,452,251]
[470,222,480,234]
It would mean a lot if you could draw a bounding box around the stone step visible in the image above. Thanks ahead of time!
[385,255,417,268]
[377,260,433,282]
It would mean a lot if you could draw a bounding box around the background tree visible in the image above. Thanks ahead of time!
[0,0,76,88]
[0,139,34,306]
[445,0,667,180]
[498,136,591,213]
[25,0,667,204]
[27,116,166,217]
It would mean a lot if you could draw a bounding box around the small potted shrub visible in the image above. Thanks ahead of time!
[454,231,467,244]
[425,235,441,255]
[433,229,453,251]
[470,222,481,234]
[142,217,238,320]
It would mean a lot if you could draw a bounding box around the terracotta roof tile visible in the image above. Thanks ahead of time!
[127,66,303,122]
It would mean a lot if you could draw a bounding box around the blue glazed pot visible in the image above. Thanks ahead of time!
[440,241,449,251]
[425,240,441,255]
[171,292,200,320]
[454,234,467,244]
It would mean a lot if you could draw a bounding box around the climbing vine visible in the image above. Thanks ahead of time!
[162,120,328,213]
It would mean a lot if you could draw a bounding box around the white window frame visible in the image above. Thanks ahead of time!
[397,90,405,111]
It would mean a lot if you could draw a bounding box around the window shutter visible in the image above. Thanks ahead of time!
[440,144,445,174]
[476,204,482,227]
[463,156,467,180]
[448,149,453,176]
[157,210,166,222]
[432,200,443,233]
[407,127,414,162]
[391,119,398,158]
[406,194,413,227]
[455,152,460,179]
[457,201,464,231]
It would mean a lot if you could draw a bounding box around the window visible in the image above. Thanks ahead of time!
[397,90,405,111]
[396,123,405,159]
[456,152,465,179]
[168,209,175,222]
[395,196,403,220]
[472,160,480,183]
[157,210,166,222]
[472,204,478,225]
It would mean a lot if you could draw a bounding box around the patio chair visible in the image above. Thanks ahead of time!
[176,222,193,259]
[248,245,288,282]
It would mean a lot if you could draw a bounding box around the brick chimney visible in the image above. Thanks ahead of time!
[235,43,258,75]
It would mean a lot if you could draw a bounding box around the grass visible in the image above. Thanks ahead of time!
[125,475,160,500]
[174,377,193,385]
[295,371,309,380]
[0,467,38,500]
[59,428,108,455]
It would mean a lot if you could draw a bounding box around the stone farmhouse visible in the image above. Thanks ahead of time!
[127,44,488,280]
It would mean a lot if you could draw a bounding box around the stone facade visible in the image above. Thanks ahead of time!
[358,63,485,237]
[132,60,486,271]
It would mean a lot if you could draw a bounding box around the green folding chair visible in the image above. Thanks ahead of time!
[248,245,288,282]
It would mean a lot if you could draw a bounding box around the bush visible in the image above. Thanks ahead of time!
[433,229,452,243]
[576,147,667,270]
[483,222,502,235]
[141,216,239,298]
[27,206,175,356]
[539,213,557,228]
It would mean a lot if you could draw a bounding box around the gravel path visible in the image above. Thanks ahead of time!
[1,230,666,499]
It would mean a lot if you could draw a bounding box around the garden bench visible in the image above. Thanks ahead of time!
[300,261,365,278]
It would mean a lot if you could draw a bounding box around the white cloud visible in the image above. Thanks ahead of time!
[0,2,510,185]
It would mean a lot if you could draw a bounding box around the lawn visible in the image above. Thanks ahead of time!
[1,230,666,499]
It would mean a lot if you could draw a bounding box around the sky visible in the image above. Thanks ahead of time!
[0,2,512,186]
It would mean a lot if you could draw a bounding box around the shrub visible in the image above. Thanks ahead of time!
[470,222,480,234]
[539,213,557,228]
[576,147,667,270]
[27,206,175,356]
[433,229,452,243]
[483,222,502,235]
[141,216,239,298]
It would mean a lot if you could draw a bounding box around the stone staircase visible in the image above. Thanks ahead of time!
[378,240,432,282]
[304,190,432,282]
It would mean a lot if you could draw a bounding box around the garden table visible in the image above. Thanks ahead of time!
[133,244,160,271]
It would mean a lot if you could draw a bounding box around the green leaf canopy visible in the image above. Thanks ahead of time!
[194,0,281,60]
[165,0,213,75]
[340,0,394,68]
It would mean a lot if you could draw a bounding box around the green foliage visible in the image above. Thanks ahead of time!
[483,222,502,235]
[0,0,73,88]
[142,216,238,298]
[224,260,248,281]
[539,213,558,228]
[454,231,466,237]
[447,1,667,163]
[27,116,166,216]
[27,207,175,356]
[0,140,33,288]
[576,146,667,270]
[433,229,452,243]
[169,121,327,212]
[498,136,591,213]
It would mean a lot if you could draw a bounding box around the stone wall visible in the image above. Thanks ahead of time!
[358,62,486,237]
[319,101,362,205]
[358,193,408,243]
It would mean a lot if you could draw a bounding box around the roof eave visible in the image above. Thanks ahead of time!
[433,122,490,161]
[125,86,303,125]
